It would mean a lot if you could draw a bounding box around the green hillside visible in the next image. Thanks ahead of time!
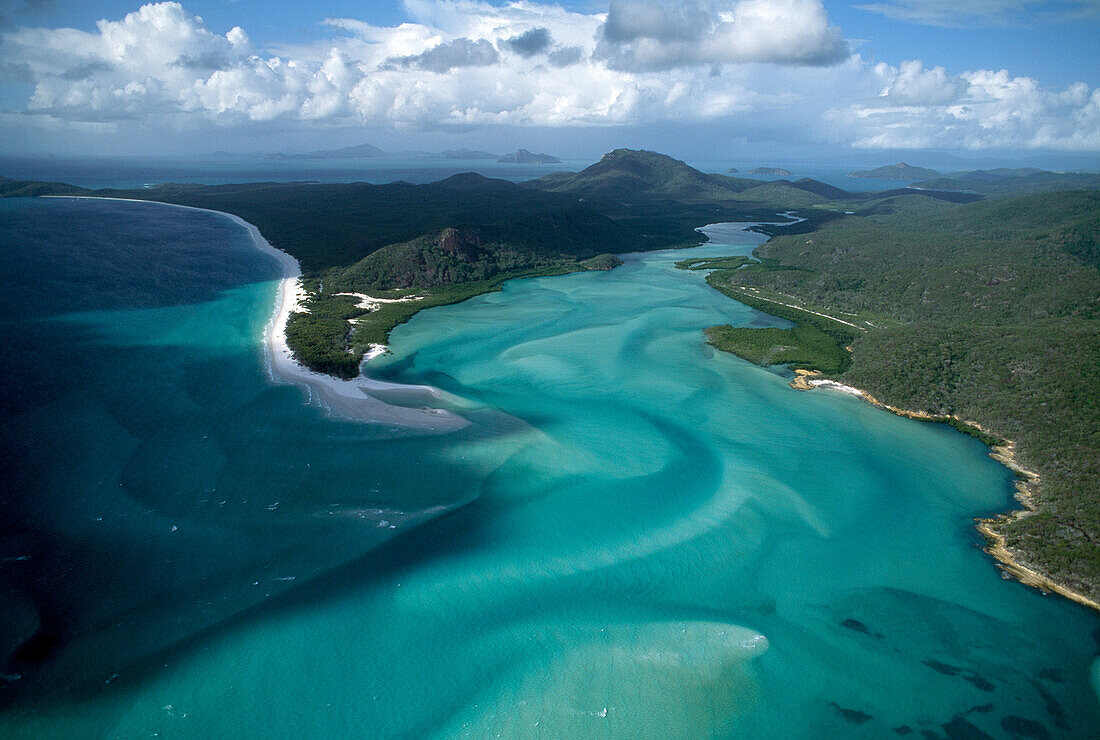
[691,190,1100,601]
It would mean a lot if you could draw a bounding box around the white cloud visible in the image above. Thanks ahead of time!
[0,1,1096,152]
[830,63,1100,150]
[598,0,849,69]
[876,60,964,106]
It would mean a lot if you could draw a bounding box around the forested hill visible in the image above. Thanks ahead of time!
[94,175,636,275]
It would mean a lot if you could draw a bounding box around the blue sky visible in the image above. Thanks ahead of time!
[1,0,1097,160]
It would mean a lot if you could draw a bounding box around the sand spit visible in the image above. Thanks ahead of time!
[334,291,424,311]
[48,196,468,434]
[791,368,1099,612]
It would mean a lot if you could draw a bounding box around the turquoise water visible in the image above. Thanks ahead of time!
[1,203,1097,737]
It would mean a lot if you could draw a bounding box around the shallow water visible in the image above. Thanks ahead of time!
[1,201,1097,737]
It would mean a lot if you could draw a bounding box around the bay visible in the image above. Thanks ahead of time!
[0,200,1097,737]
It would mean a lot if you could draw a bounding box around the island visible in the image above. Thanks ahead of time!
[749,167,793,176]
[3,152,1098,611]
[441,149,499,160]
[848,162,942,179]
[497,148,562,164]
[267,142,387,160]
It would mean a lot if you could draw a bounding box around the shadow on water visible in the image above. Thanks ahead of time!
[0,493,488,711]
[0,334,515,710]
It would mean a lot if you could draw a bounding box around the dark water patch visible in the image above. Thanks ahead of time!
[842,618,870,634]
[841,618,884,638]
[962,671,995,692]
[1027,679,1070,729]
[923,658,962,676]
[1000,715,1051,739]
[894,726,913,735]
[829,702,873,724]
[965,704,994,714]
[942,715,994,740]
[921,730,943,740]
[1037,668,1064,683]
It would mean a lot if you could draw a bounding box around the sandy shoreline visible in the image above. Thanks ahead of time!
[48,196,468,434]
[791,368,1099,611]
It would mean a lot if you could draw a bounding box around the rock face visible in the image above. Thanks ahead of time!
[750,167,793,176]
[436,227,482,257]
[498,148,562,164]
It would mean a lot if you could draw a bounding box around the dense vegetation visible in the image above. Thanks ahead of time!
[705,189,1100,601]
[698,275,860,375]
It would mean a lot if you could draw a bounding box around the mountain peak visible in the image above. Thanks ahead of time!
[498,148,562,164]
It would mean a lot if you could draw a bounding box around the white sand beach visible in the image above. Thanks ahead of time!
[50,196,469,433]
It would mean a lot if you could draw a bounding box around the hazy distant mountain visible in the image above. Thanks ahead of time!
[268,143,387,160]
[527,149,752,201]
[749,167,792,176]
[498,148,562,164]
[849,162,941,180]
[441,149,499,160]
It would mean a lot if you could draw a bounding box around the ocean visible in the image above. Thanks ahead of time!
[0,197,1097,737]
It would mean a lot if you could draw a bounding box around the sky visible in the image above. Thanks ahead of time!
[0,0,1098,162]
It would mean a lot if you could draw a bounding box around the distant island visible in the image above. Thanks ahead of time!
[3,153,1099,613]
[749,167,792,176]
[726,167,739,174]
[497,149,561,164]
[441,149,499,160]
[849,162,942,180]
[221,143,570,164]
[267,143,387,160]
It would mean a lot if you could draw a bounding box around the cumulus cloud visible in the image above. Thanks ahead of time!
[505,27,553,57]
[855,0,1100,27]
[0,0,1096,152]
[598,0,849,69]
[875,60,964,106]
[830,62,1100,150]
[387,37,499,71]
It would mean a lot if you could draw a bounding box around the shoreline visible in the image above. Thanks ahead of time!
[791,369,1100,612]
[47,196,469,434]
